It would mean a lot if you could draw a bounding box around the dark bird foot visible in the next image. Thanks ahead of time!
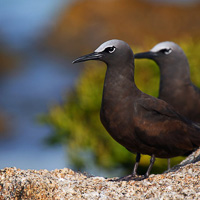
[112,174,147,182]
[116,174,137,181]
[131,175,147,181]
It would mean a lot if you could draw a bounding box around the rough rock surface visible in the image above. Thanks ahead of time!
[1,149,200,199]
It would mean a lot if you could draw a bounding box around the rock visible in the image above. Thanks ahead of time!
[1,149,200,199]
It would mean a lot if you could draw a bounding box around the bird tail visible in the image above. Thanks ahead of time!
[190,121,200,148]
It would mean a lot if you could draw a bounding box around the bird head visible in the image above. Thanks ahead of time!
[72,39,134,66]
[134,41,186,65]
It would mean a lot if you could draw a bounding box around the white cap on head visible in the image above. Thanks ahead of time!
[150,41,176,52]
[95,39,122,53]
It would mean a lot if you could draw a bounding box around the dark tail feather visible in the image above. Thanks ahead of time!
[190,122,200,148]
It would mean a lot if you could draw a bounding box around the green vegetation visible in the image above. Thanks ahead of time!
[41,40,200,177]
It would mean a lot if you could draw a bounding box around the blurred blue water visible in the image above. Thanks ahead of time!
[0,0,70,50]
[0,0,77,170]
[0,53,79,170]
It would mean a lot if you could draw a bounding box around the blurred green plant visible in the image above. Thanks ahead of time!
[40,39,200,177]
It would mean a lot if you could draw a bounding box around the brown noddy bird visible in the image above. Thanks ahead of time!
[72,39,200,181]
[135,41,200,123]
[135,41,200,169]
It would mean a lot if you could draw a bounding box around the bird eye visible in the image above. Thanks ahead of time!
[160,48,172,55]
[105,46,116,53]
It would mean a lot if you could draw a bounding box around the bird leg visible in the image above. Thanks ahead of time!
[167,158,171,170]
[115,153,141,181]
[132,153,141,176]
[133,154,155,181]
[114,154,155,181]
[145,154,155,177]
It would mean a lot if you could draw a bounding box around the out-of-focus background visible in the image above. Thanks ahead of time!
[0,0,200,177]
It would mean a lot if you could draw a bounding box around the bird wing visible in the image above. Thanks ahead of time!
[133,96,199,157]
[138,95,189,123]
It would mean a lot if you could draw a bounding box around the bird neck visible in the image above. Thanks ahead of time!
[159,59,191,89]
[102,63,140,103]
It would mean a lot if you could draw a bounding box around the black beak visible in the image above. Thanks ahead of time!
[72,52,102,64]
[134,51,157,59]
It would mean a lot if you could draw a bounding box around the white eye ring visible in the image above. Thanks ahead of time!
[164,48,172,55]
[105,46,116,53]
